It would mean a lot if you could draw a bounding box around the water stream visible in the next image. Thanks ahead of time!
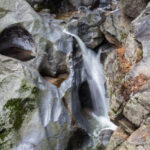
[64,29,117,147]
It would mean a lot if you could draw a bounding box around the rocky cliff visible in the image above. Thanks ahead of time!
[104,1,150,150]
[0,0,150,150]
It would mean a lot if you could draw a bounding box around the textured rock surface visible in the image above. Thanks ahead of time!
[67,10,104,49]
[101,9,130,46]
[104,2,150,150]
[106,127,129,150]
[0,0,73,77]
[120,0,148,19]
[119,125,150,150]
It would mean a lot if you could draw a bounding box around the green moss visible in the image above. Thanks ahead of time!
[3,98,36,130]
[0,129,10,141]
[21,80,32,91]
[20,79,39,95]
[112,109,118,114]
[120,32,127,41]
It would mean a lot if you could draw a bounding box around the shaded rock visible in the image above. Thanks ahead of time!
[0,24,36,61]
[65,128,91,150]
[120,0,148,19]
[78,81,93,111]
[99,128,114,147]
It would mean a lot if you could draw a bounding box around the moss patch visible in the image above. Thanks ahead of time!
[3,98,36,130]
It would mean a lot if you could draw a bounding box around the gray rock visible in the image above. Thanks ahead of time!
[106,127,129,150]
[69,0,94,8]
[133,2,150,58]
[67,10,104,49]
[119,125,150,150]
[123,89,150,127]
[120,0,148,19]
[124,33,142,66]
[101,9,130,45]
[0,0,73,77]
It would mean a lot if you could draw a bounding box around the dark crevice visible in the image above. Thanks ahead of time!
[0,24,36,61]
[78,81,94,111]
[65,128,90,150]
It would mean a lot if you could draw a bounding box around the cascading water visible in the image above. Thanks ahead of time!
[64,29,117,147]
[64,30,108,117]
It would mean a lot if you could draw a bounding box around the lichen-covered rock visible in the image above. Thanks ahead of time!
[123,87,150,127]
[0,54,77,150]
[106,127,129,150]
[119,125,150,150]
[104,50,125,122]
[0,56,39,149]
[120,0,148,19]
[124,33,142,66]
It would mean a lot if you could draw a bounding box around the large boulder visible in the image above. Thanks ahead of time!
[0,0,73,77]
[0,51,75,150]
[67,10,104,49]
[0,56,41,150]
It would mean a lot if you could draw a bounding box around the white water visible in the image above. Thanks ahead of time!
[64,30,117,144]
[64,29,108,117]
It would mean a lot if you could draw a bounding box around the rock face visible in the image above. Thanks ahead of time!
[0,56,40,150]
[0,0,74,149]
[120,0,148,19]
[1,0,150,149]
[101,9,130,46]
[0,0,73,77]
[104,1,150,150]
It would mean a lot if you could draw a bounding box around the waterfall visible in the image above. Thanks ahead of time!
[64,30,117,146]
[64,30,108,117]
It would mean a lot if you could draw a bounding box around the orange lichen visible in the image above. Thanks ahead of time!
[116,46,131,73]
[120,74,147,101]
